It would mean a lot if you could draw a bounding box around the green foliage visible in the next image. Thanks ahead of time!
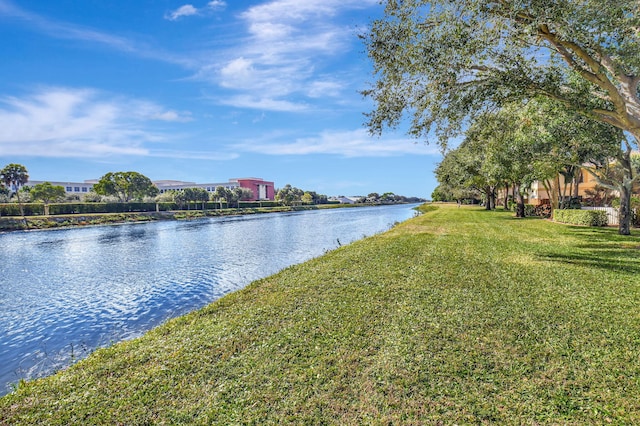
[93,171,158,202]
[238,200,280,208]
[364,0,638,232]
[0,163,29,221]
[49,203,160,215]
[0,163,29,191]
[275,184,304,206]
[29,182,66,205]
[0,184,9,202]
[553,209,608,227]
[174,211,205,219]
[0,203,44,216]
[612,196,640,210]
[430,185,454,202]
[524,204,536,217]
[415,203,438,214]
[362,0,640,144]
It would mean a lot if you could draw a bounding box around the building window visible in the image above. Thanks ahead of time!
[74,187,80,192]
[82,187,88,192]
[66,186,72,192]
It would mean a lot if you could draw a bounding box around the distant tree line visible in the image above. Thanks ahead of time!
[2,167,422,219]
[354,192,425,205]
[274,185,424,206]
[0,168,269,213]
[274,184,329,206]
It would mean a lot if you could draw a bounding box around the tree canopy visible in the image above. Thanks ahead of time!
[435,99,625,218]
[29,182,66,204]
[363,0,640,145]
[1,163,29,223]
[30,182,66,215]
[93,171,158,202]
[0,163,29,193]
[276,184,304,206]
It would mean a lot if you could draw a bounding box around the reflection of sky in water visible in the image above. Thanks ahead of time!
[0,204,417,394]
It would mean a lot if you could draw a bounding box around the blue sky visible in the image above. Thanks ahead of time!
[0,0,441,198]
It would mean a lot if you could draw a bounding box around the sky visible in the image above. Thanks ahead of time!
[0,0,442,198]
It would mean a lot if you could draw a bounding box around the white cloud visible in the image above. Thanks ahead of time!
[197,0,378,111]
[234,128,440,157]
[150,110,193,122]
[307,80,343,98]
[241,0,376,22]
[148,149,238,161]
[165,4,199,21]
[220,95,308,112]
[207,1,226,10]
[164,1,226,21]
[0,87,193,158]
[219,57,256,88]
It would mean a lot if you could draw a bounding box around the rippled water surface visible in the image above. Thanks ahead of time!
[0,204,418,394]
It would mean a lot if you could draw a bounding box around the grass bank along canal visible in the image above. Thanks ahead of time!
[0,204,419,395]
[2,205,640,423]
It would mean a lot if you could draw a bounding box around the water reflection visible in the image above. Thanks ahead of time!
[0,204,418,394]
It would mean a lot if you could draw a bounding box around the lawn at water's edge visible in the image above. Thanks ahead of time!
[2,205,640,424]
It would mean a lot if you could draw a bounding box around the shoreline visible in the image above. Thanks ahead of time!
[0,203,395,233]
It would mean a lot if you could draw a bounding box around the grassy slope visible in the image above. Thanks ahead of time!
[2,205,640,424]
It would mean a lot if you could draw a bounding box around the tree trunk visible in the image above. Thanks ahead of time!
[619,184,632,235]
[489,187,496,210]
[484,186,492,210]
[617,149,634,235]
[559,174,569,209]
[515,184,526,218]
[15,191,27,227]
[551,175,560,211]
[572,171,580,199]
[503,183,509,209]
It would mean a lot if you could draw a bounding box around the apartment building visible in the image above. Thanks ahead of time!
[526,169,601,206]
[25,177,276,201]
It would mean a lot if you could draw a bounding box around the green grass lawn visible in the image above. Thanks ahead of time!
[2,205,640,424]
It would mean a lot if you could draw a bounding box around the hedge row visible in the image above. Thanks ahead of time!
[0,203,173,216]
[553,209,608,226]
[0,200,288,217]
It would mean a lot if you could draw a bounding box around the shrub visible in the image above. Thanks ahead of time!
[533,204,552,218]
[238,201,280,208]
[553,209,608,226]
[0,203,44,216]
[524,204,535,217]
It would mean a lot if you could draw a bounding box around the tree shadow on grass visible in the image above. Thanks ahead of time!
[539,226,640,275]
[476,209,546,221]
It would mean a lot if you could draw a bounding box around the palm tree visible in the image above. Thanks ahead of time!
[0,164,29,226]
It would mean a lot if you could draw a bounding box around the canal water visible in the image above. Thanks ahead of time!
[0,204,418,395]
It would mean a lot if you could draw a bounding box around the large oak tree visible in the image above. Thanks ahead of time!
[93,171,158,203]
[363,0,639,233]
[30,182,66,216]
